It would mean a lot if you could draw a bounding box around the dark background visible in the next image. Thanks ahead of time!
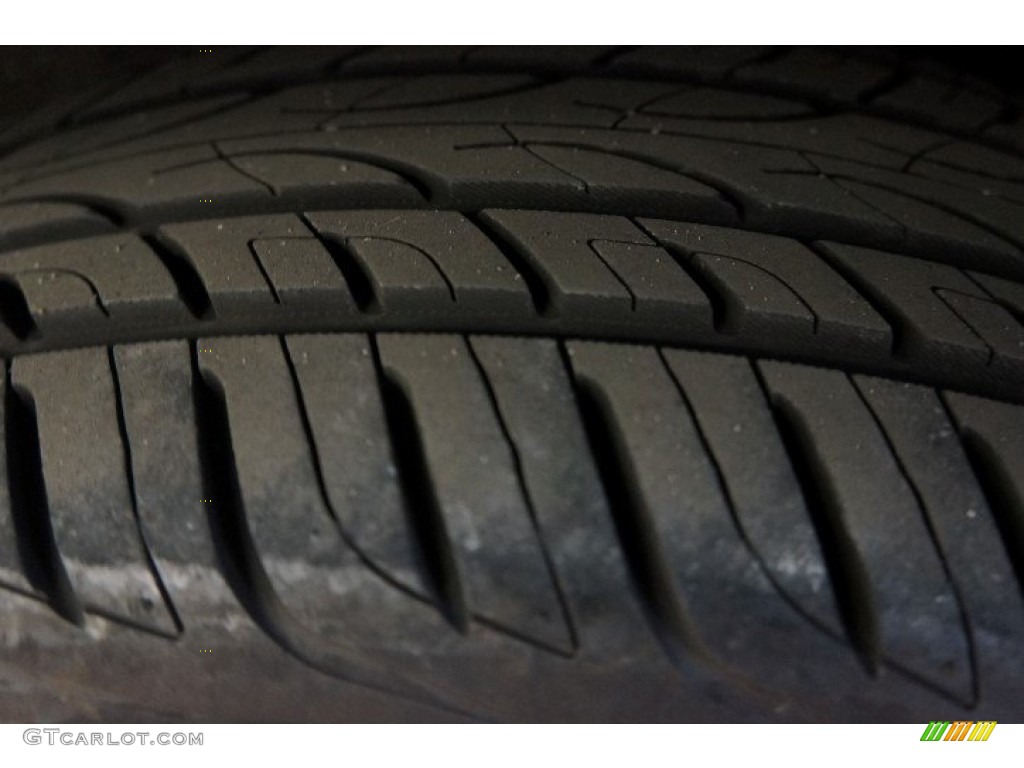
[0,47,188,128]
[0,46,1018,131]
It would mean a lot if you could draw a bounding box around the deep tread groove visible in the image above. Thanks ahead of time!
[752,364,881,675]
[299,215,381,313]
[655,349,840,640]
[370,336,470,633]
[567,353,706,669]
[141,233,216,320]
[4,368,85,626]
[633,220,731,333]
[189,342,286,637]
[277,337,435,602]
[186,340,458,713]
[0,279,39,341]
[469,213,554,316]
[942,397,1024,601]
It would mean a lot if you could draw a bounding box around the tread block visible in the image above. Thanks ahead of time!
[819,242,1024,369]
[2,145,270,219]
[758,360,971,699]
[969,270,1024,321]
[250,237,351,308]
[0,95,247,171]
[221,126,588,207]
[343,237,452,312]
[588,239,708,320]
[836,177,1020,264]
[197,335,463,666]
[469,336,654,657]
[376,333,572,651]
[111,340,258,634]
[942,392,1024,602]
[613,112,941,171]
[479,209,708,325]
[920,141,1024,189]
[284,334,429,597]
[49,87,359,167]
[10,348,176,634]
[566,342,858,687]
[228,153,423,207]
[661,349,841,633]
[856,376,1024,701]
[112,342,213,569]
[806,154,1024,277]
[520,141,738,222]
[642,220,891,354]
[508,124,902,243]
[307,210,532,318]
[195,336,359,630]
[0,202,113,251]
[0,235,189,334]
[157,214,322,315]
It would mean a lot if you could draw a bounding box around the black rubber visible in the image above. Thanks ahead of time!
[0,45,1023,723]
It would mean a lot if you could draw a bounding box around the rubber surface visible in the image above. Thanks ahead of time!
[0,46,1022,722]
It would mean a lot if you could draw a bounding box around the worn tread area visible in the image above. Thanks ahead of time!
[0,48,1022,722]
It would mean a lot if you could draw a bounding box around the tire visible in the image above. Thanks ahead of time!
[0,45,1022,723]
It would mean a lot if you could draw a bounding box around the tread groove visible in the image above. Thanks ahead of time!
[656,348,840,640]
[299,217,381,313]
[370,336,470,633]
[186,338,455,712]
[567,349,706,669]
[470,212,554,316]
[850,376,979,705]
[633,221,730,332]
[752,362,881,674]
[941,393,1024,601]
[278,337,433,602]
[141,233,216,320]
[190,342,287,638]
[0,278,39,341]
[4,368,85,626]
